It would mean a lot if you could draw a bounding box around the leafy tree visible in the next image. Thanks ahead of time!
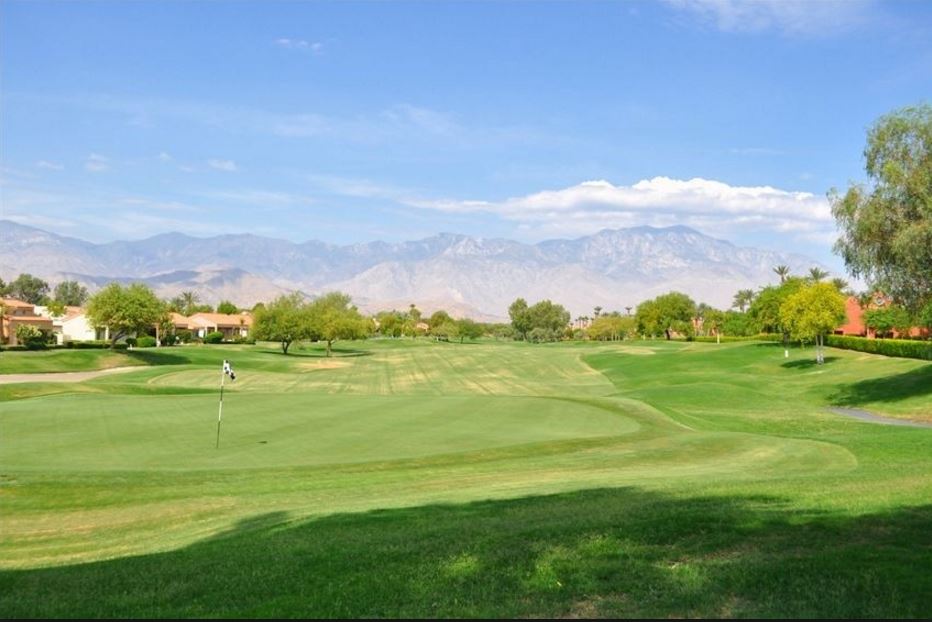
[920,300,932,333]
[588,315,634,341]
[375,310,405,338]
[86,283,168,347]
[216,300,239,314]
[431,320,458,342]
[780,282,847,364]
[308,292,370,356]
[831,103,932,313]
[863,306,912,339]
[637,292,697,340]
[748,277,806,355]
[0,277,7,296]
[428,310,452,331]
[252,293,310,354]
[508,298,531,340]
[52,280,88,306]
[526,300,571,336]
[722,310,755,337]
[8,273,50,304]
[455,318,483,343]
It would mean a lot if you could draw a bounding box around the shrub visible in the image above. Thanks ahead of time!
[71,340,110,349]
[175,330,194,344]
[15,325,48,350]
[161,333,178,346]
[125,337,137,347]
[204,331,224,344]
[826,335,932,361]
[136,336,157,348]
[232,336,256,345]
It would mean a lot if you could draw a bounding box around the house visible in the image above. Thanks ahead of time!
[835,295,929,339]
[33,305,98,344]
[0,298,54,345]
[185,312,253,339]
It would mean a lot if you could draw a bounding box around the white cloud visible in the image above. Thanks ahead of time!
[207,159,237,172]
[157,151,172,161]
[275,38,324,54]
[663,0,874,36]
[36,160,64,170]
[402,176,834,241]
[85,153,110,172]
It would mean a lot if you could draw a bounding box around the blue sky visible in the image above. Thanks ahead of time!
[1,0,930,272]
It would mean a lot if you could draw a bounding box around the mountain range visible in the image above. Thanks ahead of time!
[0,220,831,321]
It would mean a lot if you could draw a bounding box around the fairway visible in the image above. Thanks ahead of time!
[1,339,930,618]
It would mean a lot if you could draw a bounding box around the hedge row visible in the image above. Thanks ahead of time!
[826,335,932,361]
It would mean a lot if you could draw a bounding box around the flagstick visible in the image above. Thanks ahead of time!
[216,363,226,449]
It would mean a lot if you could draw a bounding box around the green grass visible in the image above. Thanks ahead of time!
[0,339,930,618]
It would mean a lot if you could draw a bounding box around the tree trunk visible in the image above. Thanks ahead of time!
[282,340,290,354]
[326,339,333,357]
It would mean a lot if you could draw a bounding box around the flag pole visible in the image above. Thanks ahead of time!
[216,362,226,449]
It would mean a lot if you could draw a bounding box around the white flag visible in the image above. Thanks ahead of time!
[223,359,236,381]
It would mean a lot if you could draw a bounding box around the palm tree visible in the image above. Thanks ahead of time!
[625,306,633,316]
[732,289,755,312]
[179,290,199,316]
[593,306,602,318]
[773,265,790,283]
[808,267,830,282]
[831,277,851,295]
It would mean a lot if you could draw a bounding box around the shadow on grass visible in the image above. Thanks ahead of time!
[1,487,929,618]
[259,347,373,358]
[829,364,932,406]
[781,356,839,369]
[124,350,193,366]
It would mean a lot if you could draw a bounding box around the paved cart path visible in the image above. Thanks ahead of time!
[826,407,932,429]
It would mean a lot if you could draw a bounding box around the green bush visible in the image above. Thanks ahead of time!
[232,336,256,345]
[136,336,157,348]
[175,330,194,344]
[71,340,110,349]
[15,325,48,350]
[125,337,137,347]
[826,335,932,361]
[204,331,224,344]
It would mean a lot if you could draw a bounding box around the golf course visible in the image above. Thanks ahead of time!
[1,338,930,618]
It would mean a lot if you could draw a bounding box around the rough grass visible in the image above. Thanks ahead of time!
[0,339,930,618]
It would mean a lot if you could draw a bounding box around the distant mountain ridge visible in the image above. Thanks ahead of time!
[0,220,831,320]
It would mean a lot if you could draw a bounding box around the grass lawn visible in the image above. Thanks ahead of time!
[0,339,929,617]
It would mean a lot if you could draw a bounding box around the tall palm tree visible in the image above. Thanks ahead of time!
[593,306,602,318]
[732,289,755,312]
[808,267,830,282]
[180,290,199,316]
[773,265,790,283]
[624,306,633,316]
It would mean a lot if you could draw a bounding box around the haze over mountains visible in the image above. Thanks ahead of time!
[0,220,831,320]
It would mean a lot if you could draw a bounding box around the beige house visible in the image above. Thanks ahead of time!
[1,298,54,345]
[34,305,101,344]
[172,312,253,339]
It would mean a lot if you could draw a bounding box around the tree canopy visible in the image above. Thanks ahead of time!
[508,298,570,342]
[831,103,932,312]
[86,283,167,346]
[7,273,50,305]
[252,293,310,354]
[307,292,370,356]
[635,292,697,340]
[779,282,846,364]
[52,280,89,307]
